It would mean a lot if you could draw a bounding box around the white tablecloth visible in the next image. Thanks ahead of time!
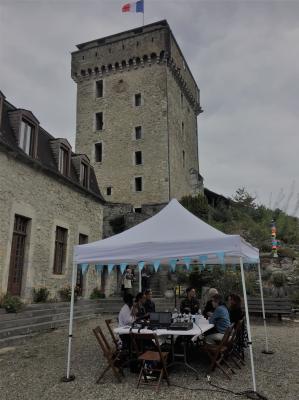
[114,319,214,337]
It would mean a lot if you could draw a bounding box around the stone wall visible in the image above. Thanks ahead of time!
[0,151,103,301]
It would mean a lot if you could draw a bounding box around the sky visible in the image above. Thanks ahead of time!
[0,0,298,216]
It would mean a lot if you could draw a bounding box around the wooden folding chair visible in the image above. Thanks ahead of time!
[200,325,235,379]
[105,318,120,351]
[93,326,123,383]
[231,318,246,365]
[131,332,170,392]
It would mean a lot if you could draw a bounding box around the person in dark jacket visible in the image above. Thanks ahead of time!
[133,292,146,319]
[180,287,200,314]
[227,294,244,323]
[143,289,156,313]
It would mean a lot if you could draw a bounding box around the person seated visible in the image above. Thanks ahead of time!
[227,293,243,324]
[143,289,156,313]
[118,293,135,327]
[180,287,200,314]
[205,294,231,344]
[133,292,147,320]
[202,288,218,318]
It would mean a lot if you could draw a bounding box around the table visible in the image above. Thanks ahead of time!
[114,319,214,379]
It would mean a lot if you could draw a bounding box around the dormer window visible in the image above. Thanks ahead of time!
[80,162,89,188]
[58,145,70,175]
[19,119,35,156]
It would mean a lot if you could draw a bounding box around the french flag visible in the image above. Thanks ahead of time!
[122,0,144,13]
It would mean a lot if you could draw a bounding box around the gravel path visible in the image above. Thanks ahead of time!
[0,316,298,400]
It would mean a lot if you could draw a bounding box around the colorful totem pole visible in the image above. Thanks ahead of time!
[271,219,278,258]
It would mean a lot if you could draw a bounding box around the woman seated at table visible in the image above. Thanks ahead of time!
[227,293,243,323]
[202,288,218,318]
[205,294,231,344]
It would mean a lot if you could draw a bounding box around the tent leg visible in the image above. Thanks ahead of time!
[257,262,274,354]
[138,265,142,292]
[61,261,77,382]
[240,257,257,393]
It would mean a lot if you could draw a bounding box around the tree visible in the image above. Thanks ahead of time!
[233,187,257,209]
[180,194,209,221]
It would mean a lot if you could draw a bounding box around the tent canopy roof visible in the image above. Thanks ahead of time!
[74,199,259,265]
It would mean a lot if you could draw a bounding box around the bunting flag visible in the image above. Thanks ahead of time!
[183,257,191,271]
[120,263,127,274]
[199,255,208,268]
[216,251,225,266]
[95,265,103,273]
[232,264,237,272]
[169,259,177,272]
[153,260,160,272]
[80,264,89,274]
[108,264,114,274]
[137,261,145,271]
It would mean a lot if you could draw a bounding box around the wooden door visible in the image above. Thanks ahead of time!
[7,215,29,296]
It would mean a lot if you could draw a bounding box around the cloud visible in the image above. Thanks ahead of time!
[0,0,298,216]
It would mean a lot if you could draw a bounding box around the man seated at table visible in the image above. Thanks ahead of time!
[180,287,200,314]
[133,292,147,320]
[143,289,156,314]
[118,293,135,327]
[205,294,231,344]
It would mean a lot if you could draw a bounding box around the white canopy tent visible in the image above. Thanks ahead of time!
[66,199,270,396]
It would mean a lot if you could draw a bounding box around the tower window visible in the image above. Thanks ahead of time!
[135,126,142,140]
[182,121,184,135]
[182,150,185,168]
[95,112,103,130]
[106,187,112,196]
[95,143,102,162]
[134,207,142,213]
[135,151,142,165]
[96,80,103,98]
[181,92,183,107]
[135,177,142,192]
[135,93,142,107]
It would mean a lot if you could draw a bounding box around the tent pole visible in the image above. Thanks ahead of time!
[138,264,142,292]
[62,261,77,382]
[257,261,273,354]
[240,257,257,393]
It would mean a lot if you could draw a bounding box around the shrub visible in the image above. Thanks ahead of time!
[277,247,296,260]
[32,287,49,303]
[271,271,287,288]
[3,294,23,313]
[90,287,105,299]
[58,285,79,302]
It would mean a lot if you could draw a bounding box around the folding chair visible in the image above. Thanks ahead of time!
[93,326,123,383]
[200,325,235,379]
[105,318,120,351]
[131,332,170,392]
[231,318,246,365]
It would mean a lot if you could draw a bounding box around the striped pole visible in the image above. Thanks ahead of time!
[271,219,278,258]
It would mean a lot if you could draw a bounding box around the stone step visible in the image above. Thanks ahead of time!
[0,306,103,330]
[0,314,97,348]
[0,302,102,321]
[0,312,101,341]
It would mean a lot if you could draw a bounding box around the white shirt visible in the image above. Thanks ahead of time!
[118,304,134,327]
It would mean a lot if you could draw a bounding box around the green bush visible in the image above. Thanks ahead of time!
[3,294,23,313]
[271,271,287,288]
[32,287,49,303]
[90,287,105,299]
[278,247,296,259]
[58,285,79,302]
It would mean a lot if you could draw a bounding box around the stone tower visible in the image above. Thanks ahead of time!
[71,20,203,208]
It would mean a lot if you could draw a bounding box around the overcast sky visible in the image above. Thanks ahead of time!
[1,0,298,216]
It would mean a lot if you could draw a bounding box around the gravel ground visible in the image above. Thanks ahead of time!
[0,316,298,400]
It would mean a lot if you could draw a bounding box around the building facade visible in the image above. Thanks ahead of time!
[71,20,203,208]
[0,90,105,301]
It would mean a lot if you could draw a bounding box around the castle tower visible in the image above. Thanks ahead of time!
[71,20,203,208]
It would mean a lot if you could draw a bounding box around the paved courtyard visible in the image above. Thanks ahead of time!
[0,316,298,400]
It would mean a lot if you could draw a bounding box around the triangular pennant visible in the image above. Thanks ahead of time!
[183,257,191,271]
[169,259,177,272]
[81,264,89,274]
[95,265,103,273]
[138,261,145,271]
[120,263,127,274]
[216,251,225,265]
[153,260,160,272]
[199,255,208,268]
[108,264,114,274]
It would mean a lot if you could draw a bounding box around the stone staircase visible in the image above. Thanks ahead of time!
[148,272,163,297]
[0,299,103,348]
[0,296,176,347]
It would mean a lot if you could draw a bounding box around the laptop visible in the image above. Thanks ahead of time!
[149,312,172,329]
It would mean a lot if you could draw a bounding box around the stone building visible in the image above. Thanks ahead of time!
[71,20,203,209]
[0,90,105,301]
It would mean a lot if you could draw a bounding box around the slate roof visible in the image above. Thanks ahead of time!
[0,95,105,203]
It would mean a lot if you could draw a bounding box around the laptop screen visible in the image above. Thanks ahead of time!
[149,312,159,323]
[159,312,172,325]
